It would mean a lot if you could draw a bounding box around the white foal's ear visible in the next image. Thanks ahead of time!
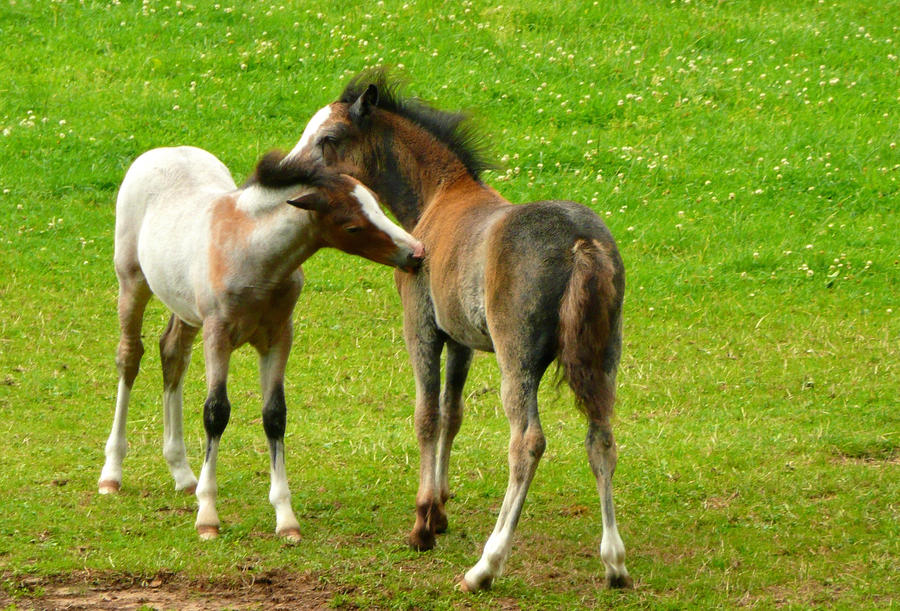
[286,192,329,213]
[349,84,378,121]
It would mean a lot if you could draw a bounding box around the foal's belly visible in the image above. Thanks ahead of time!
[427,250,494,352]
[138,227,206,327]
[432,298,494,352]
[141,261,205,327]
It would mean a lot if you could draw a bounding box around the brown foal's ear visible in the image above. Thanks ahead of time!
[349,84,378,122]
[286,192,329,213]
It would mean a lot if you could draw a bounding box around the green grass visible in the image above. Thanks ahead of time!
[1,0,898,608]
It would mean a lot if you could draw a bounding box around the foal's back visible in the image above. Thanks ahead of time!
[116,146,235,221]
[421,197,621,363]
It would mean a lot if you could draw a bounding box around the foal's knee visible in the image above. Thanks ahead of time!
[525,426,546,460]
[203,384,231,439]
[262,385,287,442]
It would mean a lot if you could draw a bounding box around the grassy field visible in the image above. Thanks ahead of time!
[1,0,898,608]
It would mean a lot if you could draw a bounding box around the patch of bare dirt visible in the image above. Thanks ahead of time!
[702,490,740,510]
[2,569,336,610]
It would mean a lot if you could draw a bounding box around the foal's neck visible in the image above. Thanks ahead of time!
[377,128,505,230]
[235,185,321,272]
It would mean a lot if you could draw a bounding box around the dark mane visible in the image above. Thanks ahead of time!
[340,68,496,180]
[245,150,341,190]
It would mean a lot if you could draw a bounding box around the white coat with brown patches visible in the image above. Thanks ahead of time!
[98,145,423,541]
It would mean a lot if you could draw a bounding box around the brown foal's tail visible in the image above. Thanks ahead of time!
[557,238,622,419]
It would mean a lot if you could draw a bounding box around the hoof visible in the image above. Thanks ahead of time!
[458,575,491,593]
[606,573,634,589]
[277,527,301,543]
[98,480,120,494]
[197,525,219,540]
[433,511,448,534]
[408,528,435,552]
[180,484,197,496]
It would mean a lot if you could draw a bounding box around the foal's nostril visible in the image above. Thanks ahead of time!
[405,245,425,270]
[397,241,424,272]
[406,252,423,270]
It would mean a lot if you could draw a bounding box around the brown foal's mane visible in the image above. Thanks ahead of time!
[340,68,496,181]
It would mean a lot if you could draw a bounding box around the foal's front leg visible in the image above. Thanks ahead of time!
[401,284,445,551]
[257,321,301,541]
[194,322,232,539]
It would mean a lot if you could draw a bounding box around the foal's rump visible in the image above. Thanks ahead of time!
[116,147,236,218]
[115,147,236,255]
[484,200,624,407]
[113,146,238,324]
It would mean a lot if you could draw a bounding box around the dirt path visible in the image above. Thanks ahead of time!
[2,569,336,610]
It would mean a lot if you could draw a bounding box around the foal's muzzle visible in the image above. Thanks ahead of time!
[400,242,425,272]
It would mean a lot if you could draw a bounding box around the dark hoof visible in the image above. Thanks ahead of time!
[433,511,448,534]
[606,573,634,589]
[408,528,435,552]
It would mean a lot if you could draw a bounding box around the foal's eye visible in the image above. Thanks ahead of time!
[319,135,339,149]
[344,225,362,234]
[319,136,340,164]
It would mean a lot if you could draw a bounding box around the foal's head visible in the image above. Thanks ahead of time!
[289,68,494,229]
[251,151,424,272]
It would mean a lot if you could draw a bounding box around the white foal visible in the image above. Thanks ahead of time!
[98,146,423,541]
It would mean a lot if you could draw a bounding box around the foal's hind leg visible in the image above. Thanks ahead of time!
[256,320,301,542]
[432,339,472,534]
[461,364,545,592]
[583,356,631,588]
[98,275,152,494]
[587,414,631,588]
[159,315,200,494]
[581,311,631,588]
